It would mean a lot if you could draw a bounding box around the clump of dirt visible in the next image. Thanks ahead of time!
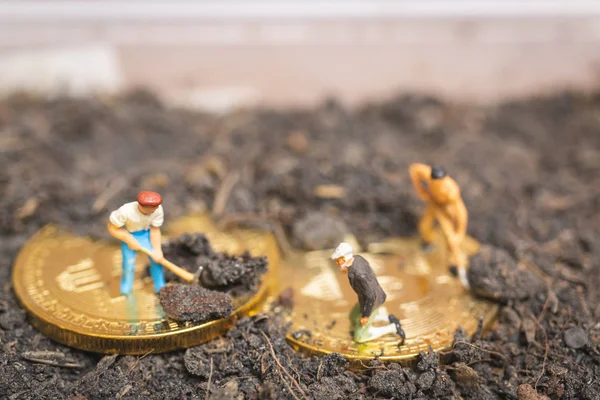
[158,233,266,323]
[366,355,457,399]
[518,383,552,400]
[158,284,233,323]
[469,245,544,303]
[162,233,268,297]
[2,89,600,399]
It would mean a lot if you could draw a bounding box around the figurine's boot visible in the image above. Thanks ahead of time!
[388,314,406,344]
[457,266,470,290]
[371,308,406,344]
[449,252,469,290]
[351,305,400,343]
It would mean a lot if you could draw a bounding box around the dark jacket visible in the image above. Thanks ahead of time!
[347,255,387,318]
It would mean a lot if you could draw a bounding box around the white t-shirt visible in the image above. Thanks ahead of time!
[109,202,164,232]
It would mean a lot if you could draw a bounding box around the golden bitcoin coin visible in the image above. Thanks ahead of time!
[282,230,498,367]
[12,215,279,354]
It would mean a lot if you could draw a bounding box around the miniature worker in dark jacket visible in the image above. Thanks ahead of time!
[332,242,405,344]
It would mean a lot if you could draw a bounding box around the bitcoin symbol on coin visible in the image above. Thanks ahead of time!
[283,232,497,367]
[13,215,279,355]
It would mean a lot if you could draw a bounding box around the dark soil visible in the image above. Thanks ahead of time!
[1,89,600,399]
[158,232,268,323]
[162,233,268,297]
[158,284,233,323]
[469,245,545,303]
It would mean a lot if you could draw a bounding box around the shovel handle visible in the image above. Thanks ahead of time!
[139,248,195,283]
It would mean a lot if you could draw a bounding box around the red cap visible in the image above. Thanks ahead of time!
[137,191,162,207]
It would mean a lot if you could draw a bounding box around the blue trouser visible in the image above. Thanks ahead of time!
[120,229,166,295]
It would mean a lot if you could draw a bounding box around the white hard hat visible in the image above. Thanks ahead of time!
[331,242,353,260]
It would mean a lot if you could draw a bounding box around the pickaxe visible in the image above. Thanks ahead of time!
[139,248,203,284]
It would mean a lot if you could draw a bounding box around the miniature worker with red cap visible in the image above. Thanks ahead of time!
[332,242,405,344]
[107,191,166,295]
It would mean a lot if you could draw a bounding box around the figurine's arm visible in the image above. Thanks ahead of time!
[149,226,164,262]
[409,163,432,202]
[107,222,140,251]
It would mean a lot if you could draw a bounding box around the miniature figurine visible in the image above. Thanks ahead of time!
[107,191,166,295]
[409,163,469,288]
[331,242,405,344]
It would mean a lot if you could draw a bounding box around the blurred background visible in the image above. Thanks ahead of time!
[2,1,600,111]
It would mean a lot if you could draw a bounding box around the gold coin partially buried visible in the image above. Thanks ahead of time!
[12,214,279,355]
[282,230,498,367]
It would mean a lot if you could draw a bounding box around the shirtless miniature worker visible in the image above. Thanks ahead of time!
[409,163,469,289]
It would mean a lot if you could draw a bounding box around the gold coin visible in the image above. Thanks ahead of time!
[282,230,498,367]
[12,215,279,354]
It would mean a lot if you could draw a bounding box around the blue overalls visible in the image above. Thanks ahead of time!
[120,229,166,295]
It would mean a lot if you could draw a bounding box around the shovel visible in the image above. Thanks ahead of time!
[138,248,203,284]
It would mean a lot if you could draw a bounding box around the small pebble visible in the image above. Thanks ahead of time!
[313,184,345,199]
[452,363,480,389]
[0,309,27,330]
[287,131,309,153]
[564,326,588,349]
[292,211,348,250]
[517,383,550,400]
[276,287,294,309]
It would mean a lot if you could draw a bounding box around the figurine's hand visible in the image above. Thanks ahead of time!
[127,240,141,251]
[151,248,164,264]
[360,316,369,327]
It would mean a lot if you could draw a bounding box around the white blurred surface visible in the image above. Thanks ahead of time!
[1,1,600,19]
[0,45,122,96]
[1,1,600,109]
